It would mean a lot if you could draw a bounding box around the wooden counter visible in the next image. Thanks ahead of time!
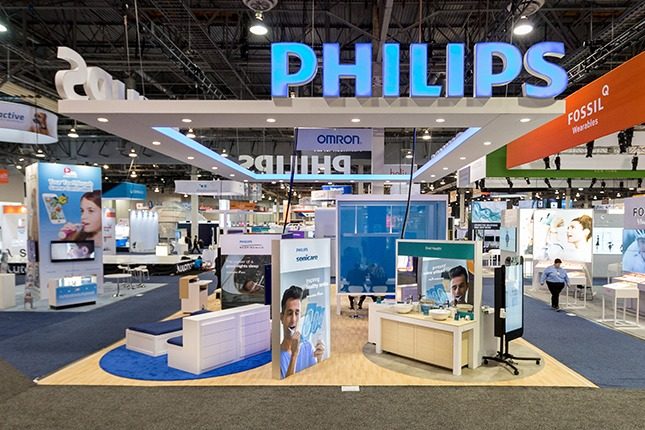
[374,307,478,376]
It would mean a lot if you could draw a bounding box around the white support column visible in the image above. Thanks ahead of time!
[190,172,199,237]
[372,128,384,195]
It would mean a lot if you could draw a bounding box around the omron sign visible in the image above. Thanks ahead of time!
[271,42,567,99]
[296,128,372,152]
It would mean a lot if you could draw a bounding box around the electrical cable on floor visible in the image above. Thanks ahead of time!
[400,128,417,239]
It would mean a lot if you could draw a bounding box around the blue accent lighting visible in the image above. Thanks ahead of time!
[522,42,568,98]
[382,43,400,97]
[271,43,318,97]
[446,43,465,97]
[474,42,523,97]
[410,44,442,97]
[322,43,372,97]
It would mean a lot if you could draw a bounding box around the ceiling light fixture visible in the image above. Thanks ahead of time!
[230,174,235,177]
[186,128,196,139]
[422,129,431,141]
[459,156,466,160]
[152,141,161,146]
[250,11,269,35]
[67,127,79,138]
[211,166,218,170]
[181,118,192,123]
[97,117,109,123]
[128,152,137,158]
[187,156,195,160]
[483,141,492,146]
[405,151,413,159]
[520,117,531,123]
[266,118,276,123]
[15,165,22,170]
[351,118,361,123]
[154,186,160,193]
[0,23,8,33]
[435,118,446,123]
[442,167,448,170]
[103,164,109,169]
[513,16,534,36]
[130,171,137,178]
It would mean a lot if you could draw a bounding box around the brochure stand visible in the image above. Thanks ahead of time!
[483,261,540,375]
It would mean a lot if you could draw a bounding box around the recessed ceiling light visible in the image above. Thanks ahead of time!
[97,117,109,123]
[422,129,431,140]
[186,128,196,139]
[351,118,361,123]
[211,166,218,170]
[103,164,109,169]
[271,181,277,184]
[266,118,276,123]
[152,141,161,146]
[128,153,137,158]
[430,174,436,178]
[243,179,249,183]
[181,118,192,123]
[442,167,448,170]
[15,165,22,170]
[459,156,466,160]
[187,156,195,160]
[435,118,446,123]
[520,118,531,123]
[230,174,235,177]
[18,158,24,162]
[67,128,79,138]
[483,141,492,146]
[578,187,583,191]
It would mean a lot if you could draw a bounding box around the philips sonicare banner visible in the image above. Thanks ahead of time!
[271,42,567,98]
[296,128,372,152]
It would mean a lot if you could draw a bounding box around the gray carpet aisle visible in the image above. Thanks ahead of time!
[482,278,645,388]
[0,386,644,430]
[0,275,203,379]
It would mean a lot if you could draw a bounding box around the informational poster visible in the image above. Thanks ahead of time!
[593,227,623,255]
[518,209,535,257]
[397,240,480,318]
[471,201,506,224]
[220,234,278,309]
[271,238,331,379]
[499,227,517,252]
[0,101,58,144]
[102,207,116,255]
[533,209,593,263]
[622,229,645,274]
[26,162,103,295]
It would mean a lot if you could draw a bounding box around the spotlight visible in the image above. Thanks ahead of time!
[0,23,8,33]
[585,141,594,158]
[566,179,572,188]
[506,177,513,189]
[513,16,533,36]
[543,156,550,169]
[186,128,196,139]
[67,127,79,138]
[554,155,561,170]
[601,180,606,189]
[250,11,269,35]
[422,129,431,141]
[632,156,639,171]
[590,178,597,188]
[544,178,552,188]
[525,177,531,185]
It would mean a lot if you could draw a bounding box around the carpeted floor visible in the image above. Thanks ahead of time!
[0,384,644,430]
[0,275,215,379]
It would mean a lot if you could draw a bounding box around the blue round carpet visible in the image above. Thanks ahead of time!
[99,346,271,381]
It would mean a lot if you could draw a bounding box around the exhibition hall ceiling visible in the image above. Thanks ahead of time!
[0,0,643,187]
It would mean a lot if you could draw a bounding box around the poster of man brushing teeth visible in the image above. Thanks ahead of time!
[272,239,331,379]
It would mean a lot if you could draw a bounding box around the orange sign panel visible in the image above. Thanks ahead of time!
[0,169,8,184]
[507,52,645,168]
[3,205,26,214]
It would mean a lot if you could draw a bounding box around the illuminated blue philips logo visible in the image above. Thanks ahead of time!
[271,42,567,99]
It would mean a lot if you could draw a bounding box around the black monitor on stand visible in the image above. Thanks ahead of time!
[483,257,541,375]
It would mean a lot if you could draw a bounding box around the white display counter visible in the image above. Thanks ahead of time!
[600,281,640,327]
[372,304,478,376]
[0,273,16,309]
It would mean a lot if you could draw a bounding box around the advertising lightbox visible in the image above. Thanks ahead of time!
[532,209,593,263]
[271,238,331,379]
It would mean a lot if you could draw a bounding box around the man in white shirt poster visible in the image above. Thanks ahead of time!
[540,258,570,311]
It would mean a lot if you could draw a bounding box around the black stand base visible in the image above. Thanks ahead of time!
[482,338,541,375]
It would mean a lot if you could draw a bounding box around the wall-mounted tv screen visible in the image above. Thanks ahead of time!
[50,241,95,262]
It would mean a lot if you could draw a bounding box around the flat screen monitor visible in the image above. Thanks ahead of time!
[50,241,95,262]
[494,262,524,341]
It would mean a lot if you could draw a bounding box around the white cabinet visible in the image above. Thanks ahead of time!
[0,273,16,309]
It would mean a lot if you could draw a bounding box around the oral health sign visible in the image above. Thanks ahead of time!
[271,238,331,379]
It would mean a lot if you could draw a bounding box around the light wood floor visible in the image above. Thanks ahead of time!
[38,290,596,387]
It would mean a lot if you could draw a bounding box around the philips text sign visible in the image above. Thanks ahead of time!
[272,42,567,98]
[296,128,372,152]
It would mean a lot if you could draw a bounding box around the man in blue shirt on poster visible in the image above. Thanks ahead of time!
[280,285,325,378]
[540,258,570,311]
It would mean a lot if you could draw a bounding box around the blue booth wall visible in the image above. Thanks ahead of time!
[337,198,447,294]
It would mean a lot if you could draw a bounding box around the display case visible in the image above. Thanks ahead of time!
[48,275,97,308]
[336,195,448,296]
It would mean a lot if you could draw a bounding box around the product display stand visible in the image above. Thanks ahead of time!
[482,335,541,376]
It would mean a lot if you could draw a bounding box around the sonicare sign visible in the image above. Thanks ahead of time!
[271,42,567,98]
[296,128,372,152]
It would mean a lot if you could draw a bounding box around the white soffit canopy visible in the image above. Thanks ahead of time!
[58,97,564,183]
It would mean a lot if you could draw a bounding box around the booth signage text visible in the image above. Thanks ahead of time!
[239,154,350,175]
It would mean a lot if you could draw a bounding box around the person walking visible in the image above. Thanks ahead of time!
[540,258,570,311]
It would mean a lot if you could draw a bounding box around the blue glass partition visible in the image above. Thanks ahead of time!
[337,198,447,294]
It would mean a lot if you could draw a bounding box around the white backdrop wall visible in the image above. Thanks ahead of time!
[129,210,159,253]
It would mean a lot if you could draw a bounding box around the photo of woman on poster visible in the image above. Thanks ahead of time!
[534,210,593,263]
[58,190,103,246]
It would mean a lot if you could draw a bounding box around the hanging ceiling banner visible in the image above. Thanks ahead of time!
[296,128,372,152]
[506,52,645,168]
[0,101,58,144]
[174,180,245,196]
